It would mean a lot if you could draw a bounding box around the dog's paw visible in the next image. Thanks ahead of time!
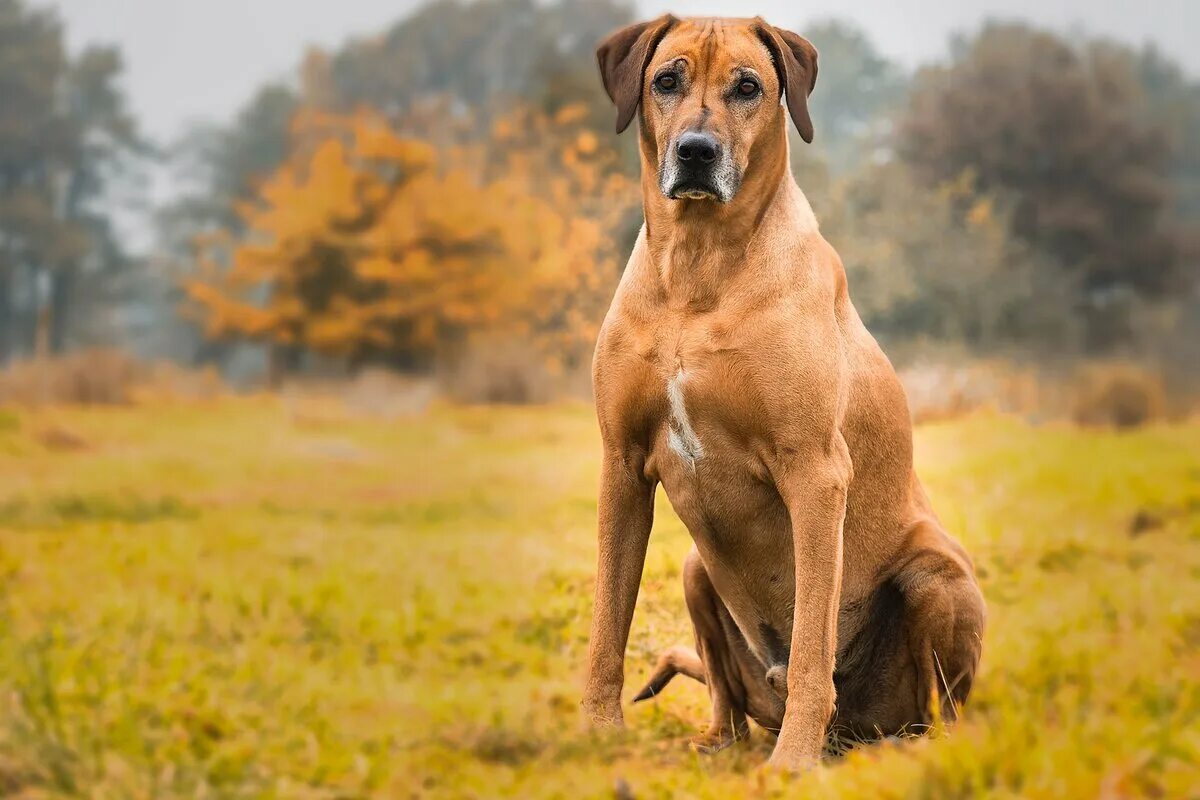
[764,747,821,773]
[580,699,625,730]
[688,722,749,755]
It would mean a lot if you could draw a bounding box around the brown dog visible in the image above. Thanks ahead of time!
[581,16,986,770]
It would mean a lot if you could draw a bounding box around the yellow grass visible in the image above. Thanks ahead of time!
[0,398,1196,798]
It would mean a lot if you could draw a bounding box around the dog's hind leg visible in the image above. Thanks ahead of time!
[831,523,985,740]
[896,537,986,727]
[682,548,752,753]
[633,548,783,752]
[632,645,705,702]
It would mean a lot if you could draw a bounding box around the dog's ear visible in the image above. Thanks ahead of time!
[754,20,819,144]
[596,15,677,134]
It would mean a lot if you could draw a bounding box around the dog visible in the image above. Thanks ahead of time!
[580,15,986,770]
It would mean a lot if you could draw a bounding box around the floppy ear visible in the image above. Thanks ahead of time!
[754,20,819,143]
[596,15,677,134]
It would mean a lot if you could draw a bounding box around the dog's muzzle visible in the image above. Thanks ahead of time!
[660,131,740,203]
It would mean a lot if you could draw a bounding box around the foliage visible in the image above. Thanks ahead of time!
[165,84,300,237]
[168,0,634,250]
[898,23,1185,351]
[0,0,142,361]
[186,108,635,373]
[162,0,639,375]
[0,400,1196,795]
[822,162,1075,350]
[800,19,908,174]
[1134,44,1200,272]
[314,0,629,119]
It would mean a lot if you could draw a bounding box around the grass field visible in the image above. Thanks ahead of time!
[0,397,1197,798]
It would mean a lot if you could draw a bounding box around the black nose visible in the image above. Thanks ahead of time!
[676,132,719,164]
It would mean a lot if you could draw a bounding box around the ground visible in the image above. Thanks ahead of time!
[0,398,1196,798]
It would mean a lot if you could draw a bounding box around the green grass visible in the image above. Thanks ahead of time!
[0,398,1197,798]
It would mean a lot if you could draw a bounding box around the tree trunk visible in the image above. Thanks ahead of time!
[267,344,301,390]
[49,267,75,354]
[19,264,42,357]
[0,267,11,366]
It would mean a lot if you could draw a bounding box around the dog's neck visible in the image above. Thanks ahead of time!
[638,113,817,309]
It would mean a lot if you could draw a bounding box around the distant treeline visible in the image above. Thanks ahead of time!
[1,0,1197,379]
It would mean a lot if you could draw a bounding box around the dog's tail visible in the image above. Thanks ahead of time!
[632,646,706,702]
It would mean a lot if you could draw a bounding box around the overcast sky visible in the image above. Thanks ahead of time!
[48,0,1198,143]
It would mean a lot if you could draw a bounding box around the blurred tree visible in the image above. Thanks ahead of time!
[823,163,1072,350]
[0,0,67,362]
[153,84,298,368]
[54,45,145,351]
[898,23,1182,351]
[306,0,639,179]
[170,0,633,241]
[163,84,299,238]
[800,19,907,174]
[0,0,142,363]
[187,109,634,379]
[314,0,629,119]
[163,0,635,373]
[1134,45,1200,260]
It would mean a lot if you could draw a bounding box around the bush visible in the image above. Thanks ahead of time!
[438,342,558,405]
[899,361,1002,424]
[0,350,226,407]
[899,357,1182,428]
[0,350,146,406]
[1071,363,1167,429]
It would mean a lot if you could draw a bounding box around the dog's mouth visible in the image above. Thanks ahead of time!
[659,153,740,204]
[666,182,723,202]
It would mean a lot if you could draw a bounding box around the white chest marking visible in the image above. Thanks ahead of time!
[666,369,704,469]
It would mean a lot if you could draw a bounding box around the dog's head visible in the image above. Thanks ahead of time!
[597,16,818,204]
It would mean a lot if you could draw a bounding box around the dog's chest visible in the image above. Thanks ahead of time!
[638,317,797,593]
[639,314,775,478]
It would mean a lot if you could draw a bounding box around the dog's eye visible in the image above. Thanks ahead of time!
[654,74,678,92]
[737,79,760,98]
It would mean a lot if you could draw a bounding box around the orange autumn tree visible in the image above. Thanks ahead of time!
[483,103,637,370]
[187,107,635,373]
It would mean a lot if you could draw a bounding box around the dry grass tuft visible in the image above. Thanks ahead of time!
[0,350,225,408]
[441,345,561,407]
[899,361,1003,424]
[1071,362,1167,429]
[34,425,90,451]
[900,358,1185,429]
[0,349,146,406]
[342,369,437,418]
[130,362,226,405]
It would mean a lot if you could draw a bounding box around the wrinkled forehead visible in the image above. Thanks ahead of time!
[647,18,777,81]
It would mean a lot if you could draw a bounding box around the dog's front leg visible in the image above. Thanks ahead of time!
[582,447,655,728]
[768,436,852,770]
